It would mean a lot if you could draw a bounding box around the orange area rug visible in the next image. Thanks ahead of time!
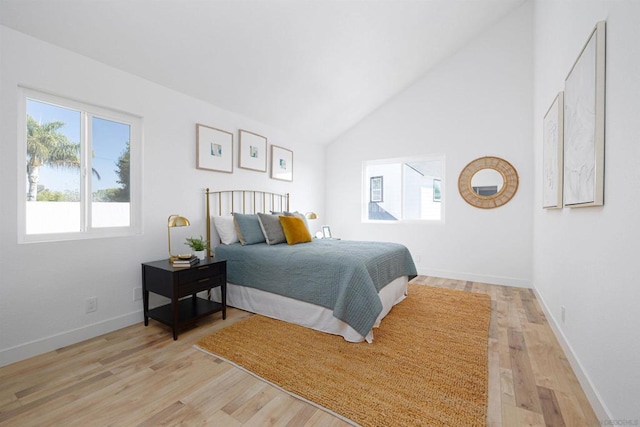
[197,284,491,426]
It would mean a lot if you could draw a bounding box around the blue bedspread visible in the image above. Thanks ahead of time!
[215,239,417,336]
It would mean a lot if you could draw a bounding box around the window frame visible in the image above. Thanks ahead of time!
[17,88,143,243]
[362,155,445,223]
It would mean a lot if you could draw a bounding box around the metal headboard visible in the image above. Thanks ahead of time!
[205,188,290,255]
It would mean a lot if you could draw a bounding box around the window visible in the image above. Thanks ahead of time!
[363,156,444,222]
[18,89,142,242]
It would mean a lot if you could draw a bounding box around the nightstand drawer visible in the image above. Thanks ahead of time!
[177,276,224,298]
[177,262,224,285]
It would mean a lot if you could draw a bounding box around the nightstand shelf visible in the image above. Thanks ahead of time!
[147,298,223,327]
[142,257,226,340]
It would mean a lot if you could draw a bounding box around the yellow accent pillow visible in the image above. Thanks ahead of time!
[279,216,312,245]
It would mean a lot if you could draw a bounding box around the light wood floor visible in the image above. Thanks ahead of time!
[0,277,599,426]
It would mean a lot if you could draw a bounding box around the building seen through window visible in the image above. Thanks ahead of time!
[363,157,443,222]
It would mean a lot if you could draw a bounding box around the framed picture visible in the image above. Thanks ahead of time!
[322,225,332,239]
[370,176,383,202]
[433,179,441,202]
[542,92,564,209]
[196,124,233,173]
[270,145,293,181]
[563,21,606,208]
[238,129,267,172]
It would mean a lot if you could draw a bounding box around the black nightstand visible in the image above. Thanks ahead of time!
[141,258,226,340]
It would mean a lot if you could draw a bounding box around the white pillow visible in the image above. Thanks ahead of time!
[213,216,239,245]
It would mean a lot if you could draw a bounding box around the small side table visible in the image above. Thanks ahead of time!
[141,258,226,340]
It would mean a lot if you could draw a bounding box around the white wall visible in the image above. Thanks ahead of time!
[0,26,325,367]
[532,0,640,420]
[326,3,533,287]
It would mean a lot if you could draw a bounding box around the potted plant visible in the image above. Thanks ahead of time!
[185,235,208,260]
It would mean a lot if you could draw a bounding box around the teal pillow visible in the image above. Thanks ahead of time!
[233,213,266,245]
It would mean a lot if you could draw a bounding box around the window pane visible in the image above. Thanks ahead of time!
[366,163,401,220]
[91,116,131,228]
[26,99,82,234]
[403,160,442,221]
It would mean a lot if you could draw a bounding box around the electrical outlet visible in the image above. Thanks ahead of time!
[561,305,565,323]
[85,297,98,313]
[133,287,143,301]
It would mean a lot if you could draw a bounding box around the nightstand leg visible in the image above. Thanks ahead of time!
[222,282,227,320]
[172,298,179,340]
[142,267,149,326]
[143,290,149,326]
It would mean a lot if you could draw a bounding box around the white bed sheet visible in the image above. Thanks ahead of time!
[211,276,407,343]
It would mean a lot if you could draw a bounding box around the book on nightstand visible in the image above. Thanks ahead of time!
[172,256,199,268]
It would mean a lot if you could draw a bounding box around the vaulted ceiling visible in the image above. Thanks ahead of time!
[0,0,526,144]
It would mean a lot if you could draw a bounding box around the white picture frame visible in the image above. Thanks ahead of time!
[563,21,606,207]
[196,124,233,173]
[542,92,564,209]
[238,129,267,172]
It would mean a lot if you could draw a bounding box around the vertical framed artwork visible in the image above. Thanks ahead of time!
[370,176,383,202]
[563,21,606,207]
[238,129,267,172]
[433,179,442,202]
[322,225,332,239]
[542,92,564,209]
[270,145,293,181]
[196,123,233,173]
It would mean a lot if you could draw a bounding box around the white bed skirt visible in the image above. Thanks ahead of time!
[210,276,408,343]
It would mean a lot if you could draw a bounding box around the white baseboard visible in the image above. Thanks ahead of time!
[531,287,611,422]
[418,268,531,288]
[0,311,143,368]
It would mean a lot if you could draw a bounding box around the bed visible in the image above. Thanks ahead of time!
[205,189,417,342]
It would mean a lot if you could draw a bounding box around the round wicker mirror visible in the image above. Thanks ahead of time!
[458,156,519,209]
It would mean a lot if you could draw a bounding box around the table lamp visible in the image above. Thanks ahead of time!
[167,214,190,261]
